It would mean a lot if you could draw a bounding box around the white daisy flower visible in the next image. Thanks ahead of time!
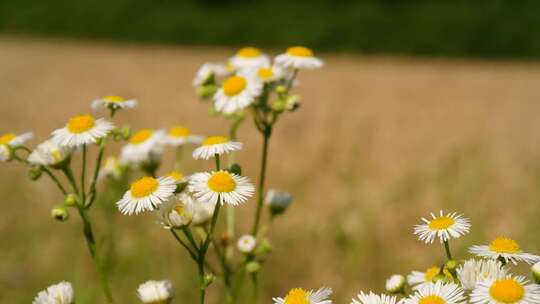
[98,156,124,180]
[192,62,232,86]
[408,267,453,291]
[121,129,165,164]
[192,199,216,225]
[229,47,270,70]
[157,193,194,229]
[275,46,323,70]
[249,65,286,83]
[0,144,12,162]
[273,287,333,304]
[404,282,466,304]
[237,234,257,253]
[116,176,176,215]
[192,136,242,160]
[414,211,470,243]
[137,280,174,304]
[385,275,406,294]
[457,259,508,291]
[163,126,203,147]
[52,114,114,147]
[469,237,540,265]
[213,74,263,114]
[33,281,74,304]
[470,276,540,304]
[351,292,398,304]
[91,95,137,111]
[188,170,254,206]
[28,139,72,167]
[0,132,33,147]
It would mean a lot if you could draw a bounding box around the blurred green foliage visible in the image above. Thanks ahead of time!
[0,0,539,58]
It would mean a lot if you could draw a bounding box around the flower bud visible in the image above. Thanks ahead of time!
[198,84,218,99]
[285,95,301,111]
[64,194,77,206]
[228,163,242,175]
[532,262,540,284]
[256,239,273,255]
[271,99,287,113]
[276,85,288,94]
[0,144,13,162]
[245,261,261,273]
[385,274,406,294]
[445,260,458,276]
[220,232,232,247]
[51,205,69,221]
[432,273,448,283]
[265,189,293,216]
[203,274,215,288]
[28,165,42,181]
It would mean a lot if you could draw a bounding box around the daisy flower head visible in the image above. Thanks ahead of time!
[414,211,470,244]
[193,62,232,87]
[192,136,242,160]
[0,131,33,147]
[166,171,186,184]
[0,144,12,162]
[157,193,195,229]
[28,139,72,168]
[404,282,466,304]
[116,176,176,215]
[273,287,333,304]
[33,281,74,304]
[386,274,406,294]
[188,170,254,206]
[52,114,114,147]
[164,126,203,147]
[249,65,286,83]
[91,95,137,111]
[120,128,165,164]
[98,156,124,180]
[457,259,508,291]
[408,267,454,291]
[275,46,323,70]
[352,292,398,304]
[213,74,263,114]
[137,280,174,304]
[229,47,270,70]
[237,234,257,253]
[470,275,540,304]
[469,237,540,265]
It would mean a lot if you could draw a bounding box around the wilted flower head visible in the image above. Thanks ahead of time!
[137,280,174,304]
[456,259,508,290]
[28,139,72,168]
[33,281,74,304]
[385,274,406,294]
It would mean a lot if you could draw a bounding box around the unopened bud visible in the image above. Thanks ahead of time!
[64,194,77,206]
[385,274,406,294]
[276,85,288,94]
[246,261,261,273]
[265,189,293,216]
[285,95,301,111]
[445,260,458,276]
[432,273,448,283]
[228,163,242,175]
[220,232,232,247]
[198,84,218,99]
[28,166,42,180]
[0,144,13,162]
[256,239,273,255]
[51,205,69,221]
[203,274,215,288]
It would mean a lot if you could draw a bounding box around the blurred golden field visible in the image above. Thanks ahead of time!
[1,37,540,303]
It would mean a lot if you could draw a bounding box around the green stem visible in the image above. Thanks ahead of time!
[81,145,87,204]
[171,229,198,262]
[62,166,80,196]
[175,146,183,171]
[252,131,270,235]
[42,167,67,195]
[86,142,106,208]
[444,240,453,260]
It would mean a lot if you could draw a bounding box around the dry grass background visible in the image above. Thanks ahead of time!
[1,37,540,303]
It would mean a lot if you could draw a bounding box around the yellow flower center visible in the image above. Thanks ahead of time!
[168,126,191,138]
[258,67,274,79]
[424,267,452,281]
[130,177,159,198]
[287,46,314,57]
[103,95,125,103]
[67,115,95,134]
[489,237,521,254]
[207,171,236,193]
[419,295,445,304]
[0,133,16,144]
[130,129,154,145]
[237,47,262,58]
[202,136,228,146]
[173,205,187,217]
[284,288,309,304]
[168,171,184,181]
[428,216,455,230]
[223,76,247,96]
[489,279,524,304]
